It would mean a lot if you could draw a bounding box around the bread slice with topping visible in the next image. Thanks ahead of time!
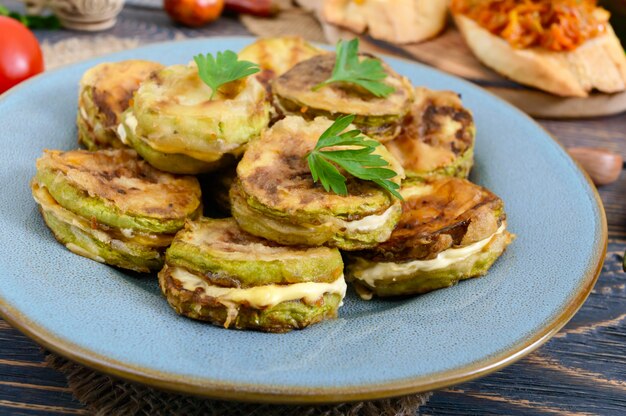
[452,2,626,97]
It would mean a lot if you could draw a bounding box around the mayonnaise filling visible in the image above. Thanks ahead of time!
[117,112,137,145]
[353,224,506,286]
[339,204,397,233]
[170,267,347,308]
[33,183,163,256]
[125,112,138,134]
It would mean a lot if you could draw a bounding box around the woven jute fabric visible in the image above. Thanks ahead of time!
[45,352,431,416]
[40,11,433,414]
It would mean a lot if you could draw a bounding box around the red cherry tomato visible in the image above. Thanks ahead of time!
[164,0,225,27]
[0,16,44,94]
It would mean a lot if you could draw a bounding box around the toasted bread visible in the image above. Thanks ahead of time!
[454,14,626,97]
[322,0,447,44]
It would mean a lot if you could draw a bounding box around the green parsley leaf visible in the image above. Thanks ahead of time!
[193,50,260,100]
[313,38,395,98]
[307,115,402,199]
[0,5,60,29]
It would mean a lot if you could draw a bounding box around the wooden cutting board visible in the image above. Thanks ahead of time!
[323,21,626,119]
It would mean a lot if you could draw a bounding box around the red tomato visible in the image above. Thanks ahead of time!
[164,0,225,27]
[0,16,44,94]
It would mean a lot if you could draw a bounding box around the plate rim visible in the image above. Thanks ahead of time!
[0,36,608,404]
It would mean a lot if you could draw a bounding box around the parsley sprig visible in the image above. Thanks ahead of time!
[313,38,395,98]
[307,115,402,199]
[193,50,260,100]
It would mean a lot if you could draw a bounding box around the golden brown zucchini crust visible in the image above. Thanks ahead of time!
[159,217,347,332]
[120,63,270,174]
[231,116,404,250]
[238,36,324,81]
[166,218,344,288]
[385,88,475,180]
[272,53,414,142]
[354,178,505,262]
[346,178,513,298]
[159,265,344,333]
[36,149,202,225]
[77,60,164,150]
[32,149,202,272]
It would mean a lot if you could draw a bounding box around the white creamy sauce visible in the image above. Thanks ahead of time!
[80,106,89,121]
[117,123,127,143]
[170,267,347,308]
[340,205,396,233]
[354,224,506,286]
[120,228,135,239]
[33,184,151,257]
[66,243,105,264]
[125,113,138,134]
[400,184,434,199]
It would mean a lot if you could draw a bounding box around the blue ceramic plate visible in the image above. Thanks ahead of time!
[0,37,606,403]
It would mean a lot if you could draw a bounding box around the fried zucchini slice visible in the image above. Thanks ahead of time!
[119,63,270,174]
[346,178,513,298]
[239,36,324,81]
[272,53,414,142]
[33,183,163,272]
[159,218,346,332]
[167,218,344,287]
[385,88,475,181]
[77,60,164,150]
[231,116,404,250]
[32,149,202,272]
[35,149,202,233]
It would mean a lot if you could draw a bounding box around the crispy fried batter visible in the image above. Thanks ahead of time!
[80,60,164,127]
[273,53,413,117]
[356,178,504,262]
[237,116,400,219]
[239,36,324,82]
[159,265,343,333]
[166,218,344,287]
[37,149,201,219]
[385,88,475,178]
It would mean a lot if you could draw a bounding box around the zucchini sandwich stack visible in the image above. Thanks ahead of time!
[385,87,476,180]
[77,60,164,150]
[32,149,202,272]
[238,36,324,82]
[159,218,347,332]
[118,57,271,174]
[272,46,414,143]
[347,178,513,299]
[230,116,405,250]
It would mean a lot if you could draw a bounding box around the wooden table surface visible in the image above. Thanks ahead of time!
[1,4,625,415]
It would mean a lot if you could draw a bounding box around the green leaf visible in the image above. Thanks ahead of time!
[0,5,60,29]
[313,38,395,98]
[306,116,403,200]
[193,50,260,100]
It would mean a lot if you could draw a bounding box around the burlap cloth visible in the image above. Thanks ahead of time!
[39,2,433,414]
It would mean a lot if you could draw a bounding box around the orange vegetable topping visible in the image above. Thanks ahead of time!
[450,0,610,51]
